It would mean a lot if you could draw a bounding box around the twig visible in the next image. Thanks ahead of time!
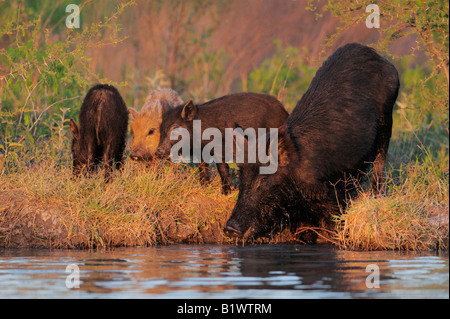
[16,79,43,136]
[27,95,82,133]
[294,226,343,248]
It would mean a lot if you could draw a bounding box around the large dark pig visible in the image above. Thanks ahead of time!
[156,93,289,194]
[224,43,400,241]
[69,84,128,181]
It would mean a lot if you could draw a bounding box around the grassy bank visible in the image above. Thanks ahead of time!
[0,134,447,250]
[0,154,236,248]
[337,151,448,250]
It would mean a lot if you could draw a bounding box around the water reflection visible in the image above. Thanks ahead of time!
[0,245,448,298]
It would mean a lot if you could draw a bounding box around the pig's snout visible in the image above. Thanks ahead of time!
[129,150,142,161]
[224,220,243,238]
[130,149,154,162]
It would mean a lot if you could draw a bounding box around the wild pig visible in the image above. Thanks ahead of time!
[156,93,289,194]
[224,43,400,241]
[129,88,183,162]
[70,84,128,181]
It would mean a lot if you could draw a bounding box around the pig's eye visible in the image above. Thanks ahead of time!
[148,128,155,135]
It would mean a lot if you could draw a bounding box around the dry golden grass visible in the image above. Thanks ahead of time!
[338,193,448,250]
[0,159,236,248]
[337,155,449,250]
[1,154,448,250]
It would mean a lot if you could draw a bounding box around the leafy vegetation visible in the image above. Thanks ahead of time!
[245,40,317,111]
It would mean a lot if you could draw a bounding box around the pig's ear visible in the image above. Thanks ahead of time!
[154,100,163,119]
[69,119,79,139]
[181,100,197,121]
[268,125,294,167]
[128,108,139,119]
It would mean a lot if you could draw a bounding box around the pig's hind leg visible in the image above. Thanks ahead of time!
[371,99,394,195]
[102,144,116,183]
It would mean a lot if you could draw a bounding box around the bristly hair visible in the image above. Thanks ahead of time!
[142,88,184,113]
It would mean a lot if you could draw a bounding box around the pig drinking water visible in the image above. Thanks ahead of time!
[224,43,400,241]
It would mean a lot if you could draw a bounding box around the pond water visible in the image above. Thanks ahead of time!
[0,245,448,299]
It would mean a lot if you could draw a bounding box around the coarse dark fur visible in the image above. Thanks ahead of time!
[156,92,289,194]
[224,43,400,241]
[70,84,129,181]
